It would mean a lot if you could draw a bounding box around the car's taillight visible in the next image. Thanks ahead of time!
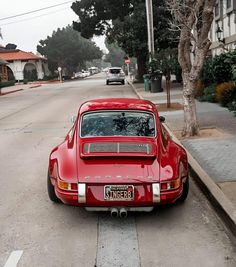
[57,179,78,191]
[160,178,181,191]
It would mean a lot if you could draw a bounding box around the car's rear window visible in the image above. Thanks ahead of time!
[80,111,156,137]
[110,69,121,74]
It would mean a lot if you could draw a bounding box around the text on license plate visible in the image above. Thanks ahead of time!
[104,185,134,201]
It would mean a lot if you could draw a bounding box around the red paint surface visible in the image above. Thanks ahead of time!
[49,98,188,207]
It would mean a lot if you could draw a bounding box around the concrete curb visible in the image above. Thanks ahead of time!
[126,79,144,100]
[29,84,42,89]
[127,78,236,238]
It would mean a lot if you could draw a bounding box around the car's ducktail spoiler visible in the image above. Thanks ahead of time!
[80,141,157,158]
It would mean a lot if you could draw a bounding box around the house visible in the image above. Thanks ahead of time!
[0,49,49,81]
[0,58,8,81]
[210,0,236,55]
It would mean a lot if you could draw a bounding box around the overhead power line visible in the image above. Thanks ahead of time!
[0,7,70,27]
[0,0,73,21]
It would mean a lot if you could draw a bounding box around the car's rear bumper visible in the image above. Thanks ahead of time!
[85,206,154,212]
[107,78,124,83]
[54,182,184,207]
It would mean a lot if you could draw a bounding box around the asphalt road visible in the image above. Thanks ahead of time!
[0,73,236,267]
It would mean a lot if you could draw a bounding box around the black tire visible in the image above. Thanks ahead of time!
[47,171,61,203]
[178,175,189,202]
[106,80,109,85]
[122,80,125,85]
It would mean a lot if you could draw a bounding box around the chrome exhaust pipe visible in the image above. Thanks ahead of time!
[110,207,119,218]
[119,208,128,218]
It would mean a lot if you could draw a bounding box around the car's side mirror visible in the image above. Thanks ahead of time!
[159,116,165,123]
[70,115,77,124]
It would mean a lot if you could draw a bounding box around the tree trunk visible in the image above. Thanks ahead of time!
[136,56,146,81]
[165,72,171,108]
[182,73,199,137]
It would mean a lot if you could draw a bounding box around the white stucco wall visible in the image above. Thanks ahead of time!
[211,0,236,56]
[6,59,49,81]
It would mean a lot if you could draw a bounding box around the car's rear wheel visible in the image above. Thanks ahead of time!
[47,171,61,203]
[122,80,125,85]
[106,80,109,85]
[178,175,189,202]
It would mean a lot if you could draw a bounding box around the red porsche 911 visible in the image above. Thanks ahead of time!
[47,98,189,217]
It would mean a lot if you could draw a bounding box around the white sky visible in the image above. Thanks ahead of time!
[0,0,107,53]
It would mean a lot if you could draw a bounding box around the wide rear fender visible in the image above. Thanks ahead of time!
[49,130,77,183]
[159,138,188,182]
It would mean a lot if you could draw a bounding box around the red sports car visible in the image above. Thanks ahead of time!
[47,98,189,217]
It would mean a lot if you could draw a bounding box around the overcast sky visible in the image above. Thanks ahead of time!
[0,0,107,53]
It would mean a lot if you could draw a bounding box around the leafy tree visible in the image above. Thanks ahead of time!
[71,0,177,80]
[37,25,102,75]
[104,41,126,67]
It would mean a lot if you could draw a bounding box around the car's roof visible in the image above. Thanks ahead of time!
[79,98,157,114]
[109,67,122,69]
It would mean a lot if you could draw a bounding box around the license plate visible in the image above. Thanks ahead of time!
[104,185,134,201]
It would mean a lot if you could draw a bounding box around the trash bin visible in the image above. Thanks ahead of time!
[150,74,163,93]
[143,74,150,91]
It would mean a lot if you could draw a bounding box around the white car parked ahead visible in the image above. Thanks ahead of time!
[106,67,125,85]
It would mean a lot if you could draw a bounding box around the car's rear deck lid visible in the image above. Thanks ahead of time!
[80,141,156,158]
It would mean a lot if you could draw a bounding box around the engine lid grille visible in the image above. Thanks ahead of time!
[82,142,154,156]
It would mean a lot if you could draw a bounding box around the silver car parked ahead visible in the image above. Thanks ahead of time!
[106,67,125,85]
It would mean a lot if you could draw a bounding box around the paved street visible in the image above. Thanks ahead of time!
[0,74,236,267]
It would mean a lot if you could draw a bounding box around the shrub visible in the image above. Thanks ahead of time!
[215,82,236,107]
[228,101,236,116]
[212,53,233,84]
[201,58,214,86]
[42,75,57,81]
[194,80,205,98]
[199,84,216,102]
[0,80,15,88]
[24,69,37,81]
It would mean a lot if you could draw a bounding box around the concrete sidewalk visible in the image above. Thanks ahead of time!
[0,82,43,96]
[127,78,236,235]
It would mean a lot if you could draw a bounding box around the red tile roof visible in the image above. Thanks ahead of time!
[0,50,46,61]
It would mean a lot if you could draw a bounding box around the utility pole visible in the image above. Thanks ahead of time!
[0,27,3,39]
[145,0,154,60]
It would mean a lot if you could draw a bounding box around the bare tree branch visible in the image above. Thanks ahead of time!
[167,0,216,136]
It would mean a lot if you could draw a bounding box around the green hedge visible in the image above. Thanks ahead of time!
[199,84,216,103]
[0,80,15,88]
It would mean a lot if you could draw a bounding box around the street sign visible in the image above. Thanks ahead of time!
[125,59,131,64]
[57,67,62,82]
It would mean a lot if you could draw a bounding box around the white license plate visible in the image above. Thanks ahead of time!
[104,185,134,201]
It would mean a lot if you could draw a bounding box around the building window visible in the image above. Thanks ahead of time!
[215,2,219,17]
[226,0,232,9]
